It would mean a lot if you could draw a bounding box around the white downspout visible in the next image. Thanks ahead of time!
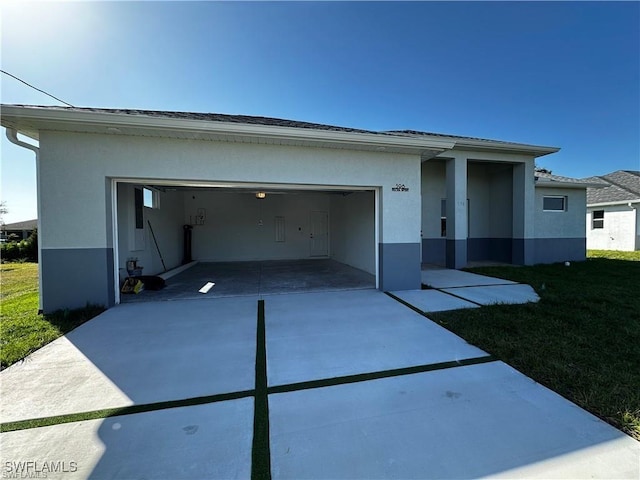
[6,128,44,313]
[630,203,640,251]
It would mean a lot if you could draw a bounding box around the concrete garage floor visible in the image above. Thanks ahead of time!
[121,259,376,302]
[1,290,638,479]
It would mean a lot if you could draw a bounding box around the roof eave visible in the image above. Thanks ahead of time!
[0,105,455,154]
[454,139,560,157]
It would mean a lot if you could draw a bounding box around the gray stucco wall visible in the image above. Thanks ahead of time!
[467,238,512,263]
[379,242,421,291]
[37,130,423,310]
[41,248,115,312]
[422,238,446,265]
[533,238,586,263]
[422,161,516,265]
[534,187,586,239]
[467,163,513,239]
[532,187,587,263]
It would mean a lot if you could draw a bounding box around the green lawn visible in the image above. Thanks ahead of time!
[430,250,640,440]
[0,263,104,369]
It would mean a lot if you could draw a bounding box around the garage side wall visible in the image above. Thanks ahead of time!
[37,131,421,310]
[534,187,587,263]
[117,184,185,278]
[330,191,376,274]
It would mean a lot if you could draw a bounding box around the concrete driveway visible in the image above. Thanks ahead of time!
[1,290,638,479]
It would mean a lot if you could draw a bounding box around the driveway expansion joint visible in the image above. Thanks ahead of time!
[251,299,271,480]
[267,355,497,395]
[0,389,255,433]
[386,290,483,313]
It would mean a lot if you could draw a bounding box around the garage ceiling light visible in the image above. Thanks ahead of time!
[256,192,266,199]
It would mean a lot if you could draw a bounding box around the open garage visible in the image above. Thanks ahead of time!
[115,182,377,301]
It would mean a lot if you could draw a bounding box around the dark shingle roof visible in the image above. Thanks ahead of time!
[7,104,380,134]
[3,104,553,148]
[584,170,640,204]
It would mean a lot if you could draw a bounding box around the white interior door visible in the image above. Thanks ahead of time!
[310,210,329,257]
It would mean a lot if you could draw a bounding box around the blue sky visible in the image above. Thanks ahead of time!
[1,1,639,223]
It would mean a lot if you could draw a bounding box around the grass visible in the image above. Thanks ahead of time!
[0,262,104,370]
[587,249,640,261]
[430,250,640,440]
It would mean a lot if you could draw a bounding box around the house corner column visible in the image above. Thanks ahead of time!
[512,161,535,265]
[378,160,422,291]
[445,156,468,269]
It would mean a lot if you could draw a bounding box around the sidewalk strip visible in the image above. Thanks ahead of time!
[386,290,482,313]
[268,356,496,395]
[0,389,254,433]
[251,299,271,480]
[427,288,485,307]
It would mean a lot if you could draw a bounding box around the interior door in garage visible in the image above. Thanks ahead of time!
[310,210,329,257]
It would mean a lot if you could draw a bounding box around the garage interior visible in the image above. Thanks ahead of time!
[115,182,377,302]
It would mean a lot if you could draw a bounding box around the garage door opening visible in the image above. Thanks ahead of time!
[113,181,377,302]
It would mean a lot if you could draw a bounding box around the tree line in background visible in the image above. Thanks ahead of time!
[1,229,38,262]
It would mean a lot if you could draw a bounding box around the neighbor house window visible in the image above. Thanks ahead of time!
[592,210,604,229]
[543,196,567,212]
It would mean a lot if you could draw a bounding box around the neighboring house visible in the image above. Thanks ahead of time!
[1,104,591,312]
[583,170,640,251]
[0,218,37,242]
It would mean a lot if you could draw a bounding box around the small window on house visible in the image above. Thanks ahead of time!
[134,188,144,229]
[592,210,604,229]
[543,196,567,212]
[143,187,159,209]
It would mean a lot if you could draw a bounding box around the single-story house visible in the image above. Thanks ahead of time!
[584,170,640,251]
[0,218,37,241]
[2,104,593,312]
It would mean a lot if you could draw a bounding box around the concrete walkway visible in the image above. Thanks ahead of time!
[392,267,540,313]
[1,290,637,479]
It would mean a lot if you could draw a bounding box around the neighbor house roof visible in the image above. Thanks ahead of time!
[0,104,560,158]
[584,170,640,206]
[1,219,37,231]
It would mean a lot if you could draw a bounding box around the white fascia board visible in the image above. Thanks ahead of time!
[587,199,640,208]
[453,139,560,157]
[0,106,455,153]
